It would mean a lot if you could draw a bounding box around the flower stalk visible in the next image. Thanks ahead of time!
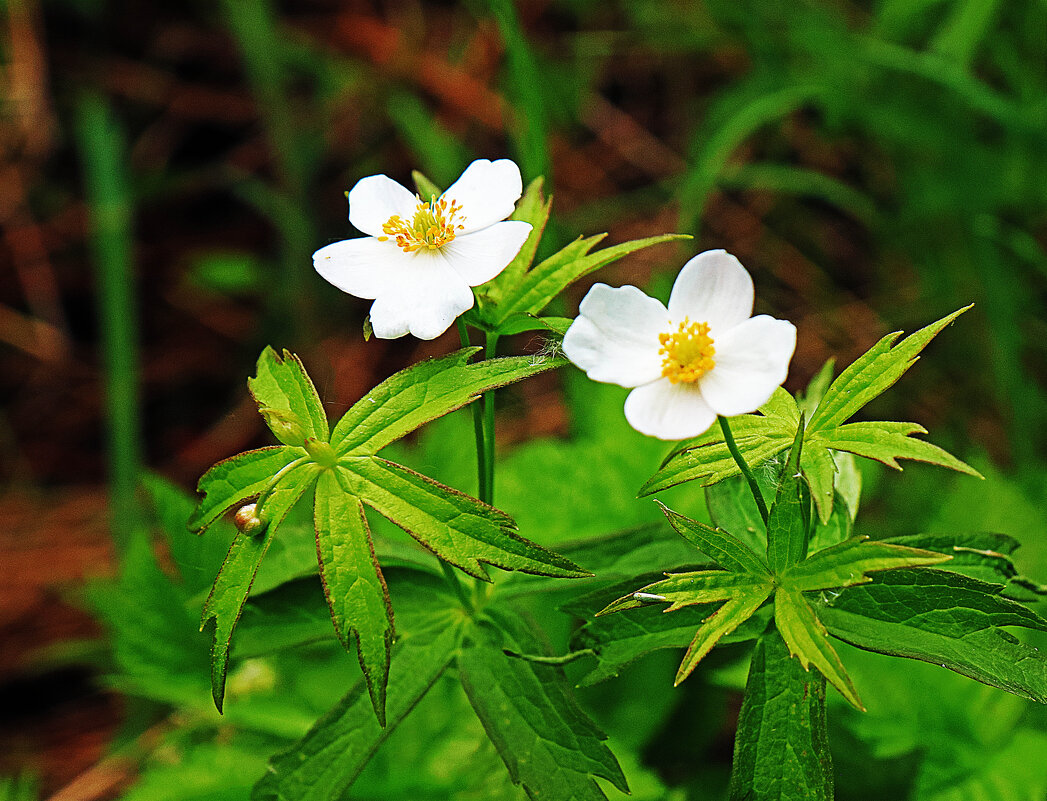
[718,415,770,527]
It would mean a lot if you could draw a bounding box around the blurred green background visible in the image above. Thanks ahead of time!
[3,0,1047,798]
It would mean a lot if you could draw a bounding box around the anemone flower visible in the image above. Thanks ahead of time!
[562,250,797,440]
[314,159,532,340]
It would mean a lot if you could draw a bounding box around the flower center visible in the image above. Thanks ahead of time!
[659,318,716,384]
[378,196,465,253]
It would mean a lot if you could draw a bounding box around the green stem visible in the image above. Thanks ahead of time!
[253,456,308,519]
[482,333,500,506]
[457,318,488,501]
[718,415,769,527]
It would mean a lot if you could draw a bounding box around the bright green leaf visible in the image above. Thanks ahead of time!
[249,347,329,445]
[345,456,588,580]
[728,628,834,801]
[598,569,770,615]
[658,502,770,575]
[314,467,393,725]
[201,463,317,711]
[781,536,951,592]
[674,589,774,685]
[457,612,628,801]
[330,349,564,456]
[813,421,981,476]
[775,588,863,709]
[493,233,690,325]
[808,305,972,431]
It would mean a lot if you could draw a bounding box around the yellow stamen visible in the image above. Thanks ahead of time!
[379,195,466,253]
[659,318,716,384]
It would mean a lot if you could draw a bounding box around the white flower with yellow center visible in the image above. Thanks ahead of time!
[562,250,797,440]
[313,159,532,340]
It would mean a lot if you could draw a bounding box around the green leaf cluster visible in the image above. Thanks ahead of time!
[191,346,586,723]
[643,307,982,523]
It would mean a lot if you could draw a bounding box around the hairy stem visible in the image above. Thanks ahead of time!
[457,318,488,501]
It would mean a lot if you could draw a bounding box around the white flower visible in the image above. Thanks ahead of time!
[313,159,532,340]
[562,250,797,440]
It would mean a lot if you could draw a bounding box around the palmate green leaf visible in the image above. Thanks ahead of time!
[201,463,317,711]
[188,446,297,533]
[817,568,1047,703]
[490,233,690,327]
[314,468,393,726]
[775,588,863,709]
[249,346,328,445]
[344,456,588,580]
[729,628,833,801]
[253,605,466,801]
[781,536,950,592]
[643,309,980,524]
[571,601,772,686]
[766,417,810,571]
[457,611,628,801]
[330,348,564,456]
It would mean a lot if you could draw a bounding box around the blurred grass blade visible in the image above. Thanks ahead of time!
[76,92,142,552]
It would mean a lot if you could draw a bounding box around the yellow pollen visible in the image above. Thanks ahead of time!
[659,318,716,384]
[377,195,466,253]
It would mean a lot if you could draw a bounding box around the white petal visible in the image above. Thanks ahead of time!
[441,159,524,233]
[667,250,755,334]
[562,284,669,387]
[440,221,532,286]
[313,236,414,300]
[347,174,419,237]
[367,254,474,340]
[699,315,797,416]
[624,379,718,440]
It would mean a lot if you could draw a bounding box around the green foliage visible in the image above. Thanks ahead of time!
[192,346,584,721]
[729,629,834,801]
[643,308,982,523]
[457,611,629,801]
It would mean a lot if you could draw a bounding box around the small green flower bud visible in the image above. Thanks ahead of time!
[234,503,265,535]
[259,407,308,447]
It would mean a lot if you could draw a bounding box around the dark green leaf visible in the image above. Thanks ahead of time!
[345,456,589,579]
[201,464,317,711]
[658,502,770,575]
[330,349,564,456]
[766,417,810,571]
[808,305,972,431]
[457,612,628,800]
[314,467,393,725]
[189,446,296,533]
[572,602,771,686]
[729,629,833,801]
[775,588,863,709]
[817,568,1047,703]
[253,609,465,801]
